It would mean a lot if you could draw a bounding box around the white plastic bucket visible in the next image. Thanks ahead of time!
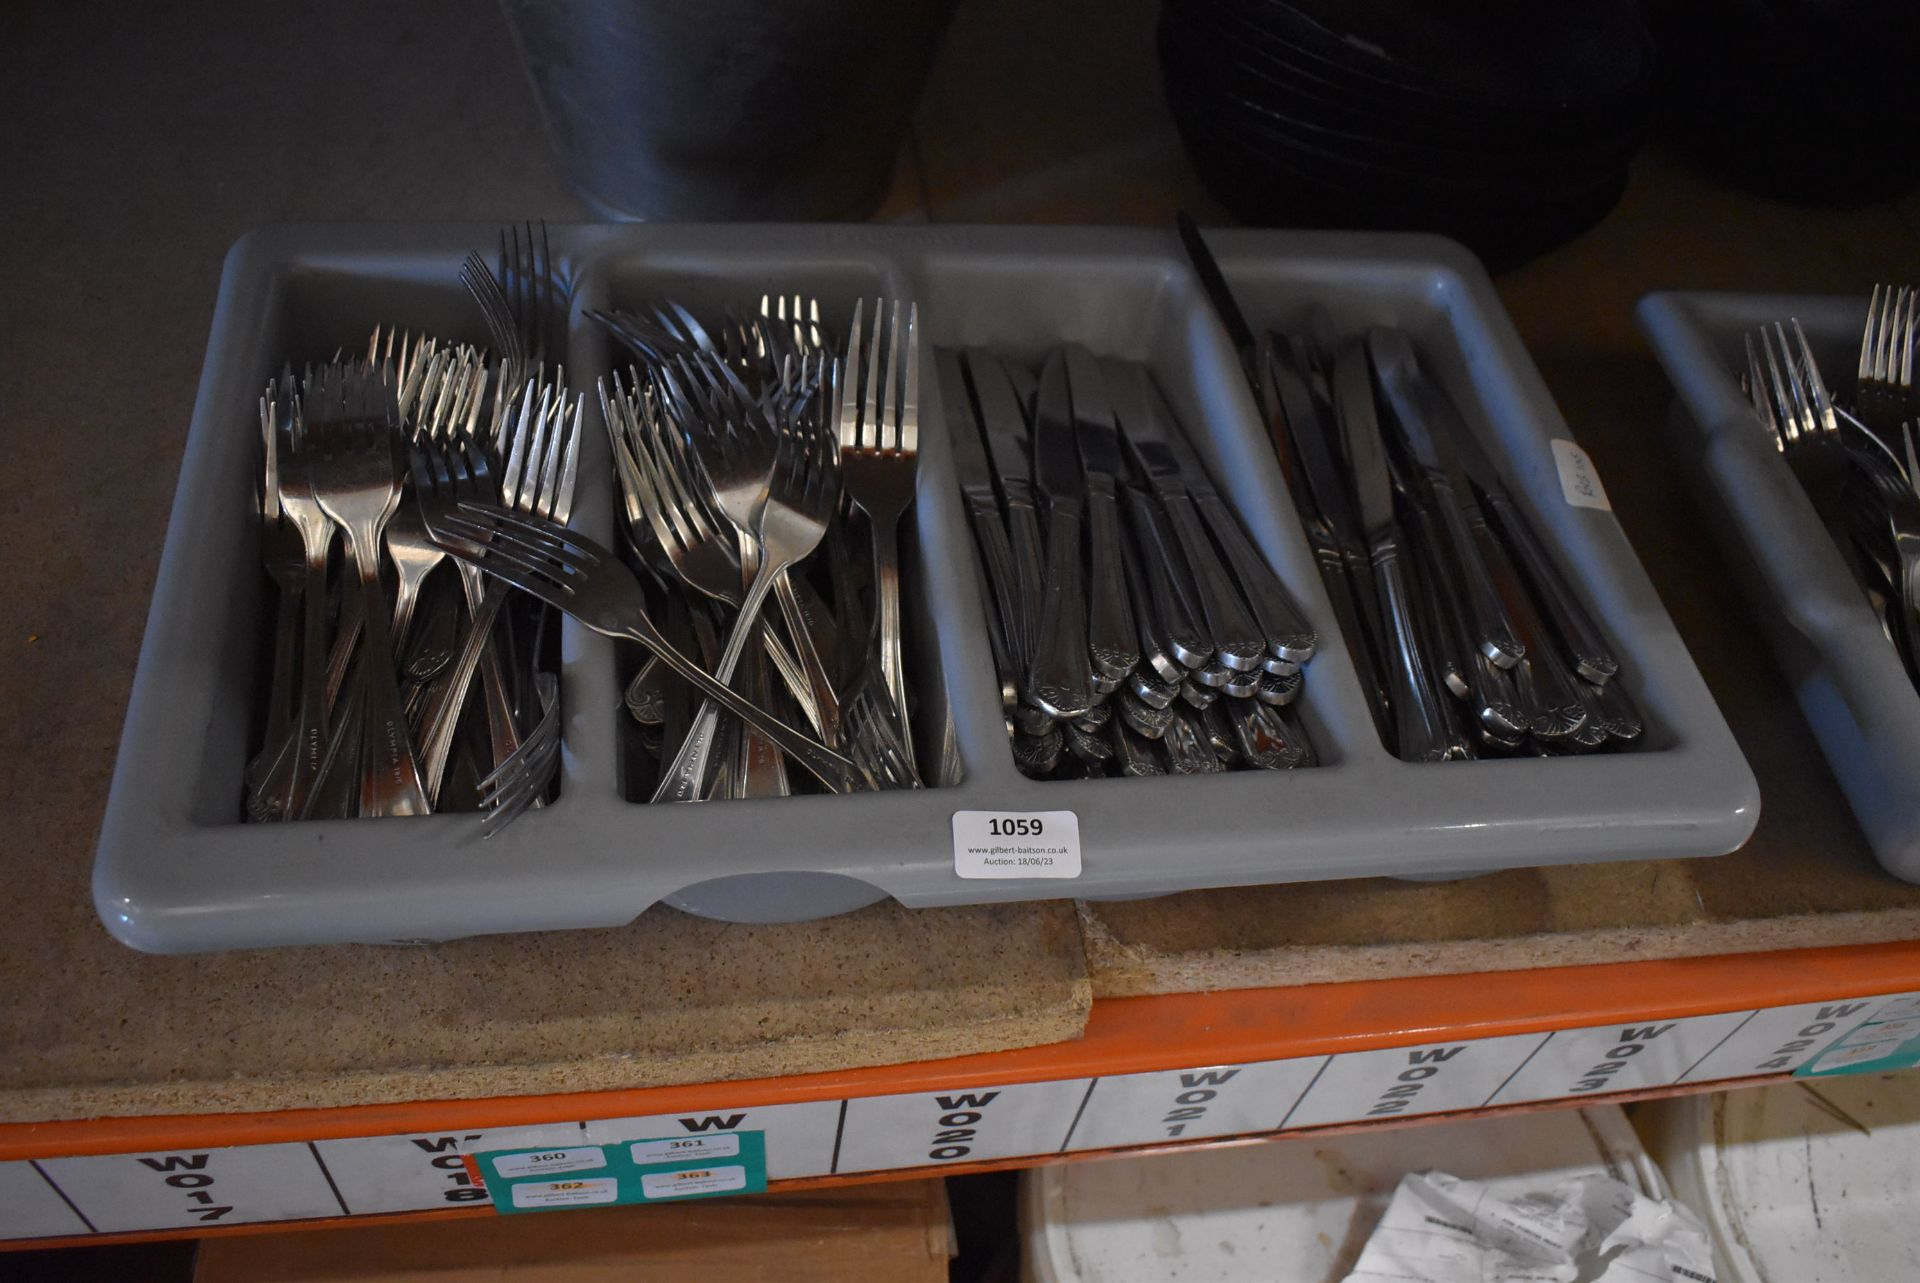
[1635,1073,1920,1283]
[1021,1105,1660,1283]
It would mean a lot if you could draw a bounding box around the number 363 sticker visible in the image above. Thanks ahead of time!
[952,810,1082,879]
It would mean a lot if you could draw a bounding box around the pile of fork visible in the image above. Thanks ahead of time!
[1744,285,1920,688]
[590,295,925,799]
[246,229,580,831]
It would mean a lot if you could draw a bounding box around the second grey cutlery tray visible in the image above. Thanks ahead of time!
[1640,291,1920,883]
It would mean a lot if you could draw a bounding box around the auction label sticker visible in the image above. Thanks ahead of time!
[1551,439,1611,511]
[630,1135,739,1164]
[953,811,1081,879]
[476,1132,766,1213]
[491,1148,606,1179]
[510,1178,618,1210]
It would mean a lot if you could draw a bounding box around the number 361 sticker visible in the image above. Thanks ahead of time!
[952,811,1082,879]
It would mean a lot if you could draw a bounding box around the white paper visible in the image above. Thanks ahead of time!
[630,1134,739,1164]
[952,810,1081,878]
[640,1166,747,1198]
[491,1148,606,1178]
[510,1177,618,1210]
[1341,1170,1716,1283]
[1552,439,1611,511]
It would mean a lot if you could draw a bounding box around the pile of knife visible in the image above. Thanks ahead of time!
[941,344,1318,778]
[1257,325,1644,760]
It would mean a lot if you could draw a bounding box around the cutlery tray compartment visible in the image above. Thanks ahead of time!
[93,224,1756,953]
[1639,291,1920,883]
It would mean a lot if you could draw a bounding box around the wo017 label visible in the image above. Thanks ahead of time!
[952,811,1081,879]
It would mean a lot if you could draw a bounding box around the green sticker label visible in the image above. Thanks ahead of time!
[475,1131,767,1213]
[1796,996,1920,1078]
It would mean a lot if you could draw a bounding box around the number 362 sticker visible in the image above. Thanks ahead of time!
[952,811,1081,879]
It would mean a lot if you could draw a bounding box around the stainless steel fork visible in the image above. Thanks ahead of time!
[652,370,841,802]
[1858,284,1917,434]
[838,298,921,767]
[302,364,431,818]
[602,371,823,737]
[419,493,863,793]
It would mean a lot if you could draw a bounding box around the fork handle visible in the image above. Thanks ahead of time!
[774,573,842,747]
[653,557,785,804]
[345,527,430,818]
[624,608,863,796]
[869,514,918,772]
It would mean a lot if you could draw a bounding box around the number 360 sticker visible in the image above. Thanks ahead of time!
[952,811,1082,879]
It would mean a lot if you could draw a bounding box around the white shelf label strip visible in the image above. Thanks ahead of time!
[11,988,1920,1241]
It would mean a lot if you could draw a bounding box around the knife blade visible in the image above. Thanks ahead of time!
[1025,349,1093,719]
[939,347,1030,685]
[1332,341,1459,763]
[1430,379,1620,684]
[1107,361,1264,671]
[1368,327,1525,669]
[968,353,1047,685]
[1062,344,1139,682]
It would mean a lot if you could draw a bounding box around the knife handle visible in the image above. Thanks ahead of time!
[1306,527,1390,745]
[1004,492,1046,677]
[1026,497,1093,720]
[1428,474,1524,668]
[1164,493,1264,669]
[1484,489,1618,684]
[1126,488,1212,671]
[966,497,1030,679]
[1084,477,1139,681]
[1371,525,1458,763]
[1467,505,1586,741]
[1194,490,1316,663]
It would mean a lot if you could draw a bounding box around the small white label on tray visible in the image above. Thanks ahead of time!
[491,1148,606,1178]
[510,1177,618,1210]
[630,1135,739,1164]
[1552,439,1611,511]
[640,1167,747,1199]
[952,811,1081,879]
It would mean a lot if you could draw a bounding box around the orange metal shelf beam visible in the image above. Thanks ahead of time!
[7,936,1918,1163]
[0,1073,1785,1254]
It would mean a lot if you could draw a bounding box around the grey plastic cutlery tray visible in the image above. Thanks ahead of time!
[93,225,1757,953]
[1639,291,1920,883]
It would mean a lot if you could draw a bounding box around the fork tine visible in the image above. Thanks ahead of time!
[900,302,920,454]
[1862,284,1883,388]
[864,298,885,451]
[1789,318,1835,440]
[838,298,864,449]
[1900,287,1916,393]
[551,391,583,526]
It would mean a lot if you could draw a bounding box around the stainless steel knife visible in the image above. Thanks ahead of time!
[968,352,1046,685]
[1333,341,1459,762]
[1062,344,1140,683]
[1368,327,1525,669]
[1129,363,1316,666]
[1427,373,1620,685]
[1026,349,1094,720]
[1105,361,1264,671]
[939,348,1029,691]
